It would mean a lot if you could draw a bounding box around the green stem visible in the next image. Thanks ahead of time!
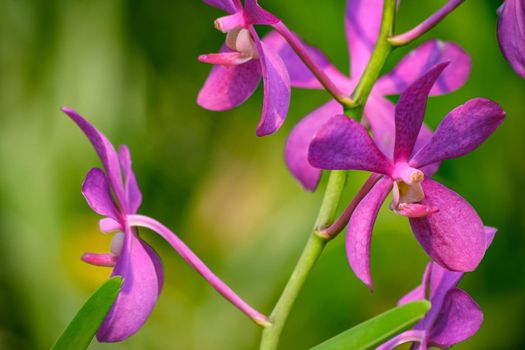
[259,170,347,350]
[259,1,397,349]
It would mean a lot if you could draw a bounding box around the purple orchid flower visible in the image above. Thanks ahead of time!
[63,107,269,341]
[377,227,496,350]
[308,63,505,289]
[62,107,163,342]
[497,0,525,79]
[262,0,471,190]
[198,0,291,136]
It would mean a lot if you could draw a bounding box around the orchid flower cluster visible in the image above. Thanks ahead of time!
[62,0,523,348]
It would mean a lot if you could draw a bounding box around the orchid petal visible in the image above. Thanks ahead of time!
[198,52,253,65]
[365,95,439,177]
[285,100,343,191]
[118,145,142,214]
[409,179,486,272]
[345,0,384,80]
[251,29,291,136]
[309,115,393,174]
[81,168,120,221]
[99,218,122,234]
[243,0,280,25]
[262,31,350,89]
[393,63,448,162]
[428,288,483,347]
[81,253,118,267]
[97,231,163,342]
[202,0,240,14]
[63,107,126,208]
[376,330,426,350]
[197,45,261,111]
[375,40,471,96]
[497,0,525,78]
[394,203,439,218]
[410,98,505,168]
[346,177,393,289]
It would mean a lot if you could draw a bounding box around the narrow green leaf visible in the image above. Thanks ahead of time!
[51,276,123,350]
[311,300,431,350]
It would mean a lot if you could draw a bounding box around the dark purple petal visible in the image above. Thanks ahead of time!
[345,0,384,80]
[284,100,343,191]
[409,179,486,272]
[365,95,440,178]
[375,40,471,96]
[197,45,261,111]
[97,231,163,342]
[63,107,126,208]
[262,31,350,90]
[251,28,291,136]
[497,0,525,78]
[82,168,120,221]
[243,0,280,25]
[393,63,448,162]
[346,177,393,289]
[410,98,505,168]
[202,0,241,14]
[309,115,393,174]
[428,288,483,347]
[118,145,142,214]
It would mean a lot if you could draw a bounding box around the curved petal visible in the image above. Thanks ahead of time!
[251,29,291,136]
[345,0,384,80]
[197,45,261,111]
[428,288,483,347]
[118,145,142,214]
[409,179,486,272]
[309,115,393,174]
[262,31,350,90]
[97,231,163,342]
[202,0,240,14]
[243,0,280,25]
[81,168,120,220]
[410,98,505,168]
[394,63,448,162]
[375,40,471,96]
[376,330,426,350]
[285,100,343,191]
[346,177,393,289]
[497,0,525,78]
[365,95,440,177]
[62,107,126,207]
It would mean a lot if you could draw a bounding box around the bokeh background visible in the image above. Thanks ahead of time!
[0,0,523,349]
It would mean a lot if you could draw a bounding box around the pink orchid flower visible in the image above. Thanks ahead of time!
[308,63,505,289]
[497,0,525,79]
[198,0,291,136]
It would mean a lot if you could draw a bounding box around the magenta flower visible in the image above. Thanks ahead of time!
[62,107,163,342]
[263,0,471,190]
[308,63,505,288]
[198,0,290,136]
[497,0,525,79]
[377,227,496,350]
[63,107,269,341]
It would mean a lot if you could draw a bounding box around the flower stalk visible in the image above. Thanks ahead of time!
[126,214,271,327]
[388,0,465,47]
[260,2,398,348]
[272,21,355,108]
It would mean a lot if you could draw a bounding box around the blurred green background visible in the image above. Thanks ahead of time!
[0,0,523,349]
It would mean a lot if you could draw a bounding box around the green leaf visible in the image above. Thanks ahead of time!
[310,300,431,350]
[51,276,123,350]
